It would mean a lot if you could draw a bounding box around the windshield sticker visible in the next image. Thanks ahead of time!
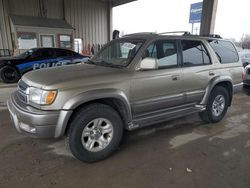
[122,43,136,50]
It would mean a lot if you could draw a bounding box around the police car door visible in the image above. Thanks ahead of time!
[55,49,73,66]
[30,48,56,71]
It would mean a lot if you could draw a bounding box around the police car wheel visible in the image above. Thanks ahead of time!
[0,66,20,83]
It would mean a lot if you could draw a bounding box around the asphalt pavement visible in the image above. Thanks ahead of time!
[0,88,250,188]
[0,82,17,110]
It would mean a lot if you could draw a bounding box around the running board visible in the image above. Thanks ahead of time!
[129,105,206,130]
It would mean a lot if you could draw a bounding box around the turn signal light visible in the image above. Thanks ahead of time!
[45,91,57,104]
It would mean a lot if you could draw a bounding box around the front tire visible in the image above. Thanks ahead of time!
[199,86,229,123]
[0,65,20,83]
[67,103,123,163]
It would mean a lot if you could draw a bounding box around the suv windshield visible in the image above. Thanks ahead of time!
[90,39,144,68]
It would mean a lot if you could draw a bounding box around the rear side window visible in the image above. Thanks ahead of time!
[181,40,210,66]
[208,40,239,63]
[72,51,82,58]
[55,49,72,57]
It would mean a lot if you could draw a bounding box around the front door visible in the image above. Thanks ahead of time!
[16,48,56,74]
[131,39,184,117]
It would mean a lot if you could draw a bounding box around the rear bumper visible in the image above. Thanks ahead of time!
[7,92,72,138]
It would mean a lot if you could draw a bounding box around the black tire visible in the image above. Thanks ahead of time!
[67,103,123,163]
[0,65,20,83]
[199,86,229,123]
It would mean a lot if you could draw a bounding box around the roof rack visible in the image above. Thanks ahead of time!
[123,32,157,37]
[123,31,222,39]
[201,34,222,39]
[158,31,191,36]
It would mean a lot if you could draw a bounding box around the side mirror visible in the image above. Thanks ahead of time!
[139,57,158,70]
[26,51,33,59]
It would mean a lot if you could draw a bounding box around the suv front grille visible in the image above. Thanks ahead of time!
[18,79,28,91]
[17,80,29,104]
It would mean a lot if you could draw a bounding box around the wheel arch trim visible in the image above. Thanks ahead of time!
[200,76,233,105]
[55,89,132,138]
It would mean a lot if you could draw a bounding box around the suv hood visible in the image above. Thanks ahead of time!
[22,63,131,89]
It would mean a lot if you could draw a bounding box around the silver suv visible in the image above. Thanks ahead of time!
[241,53,250,86]
[7,32,242,162]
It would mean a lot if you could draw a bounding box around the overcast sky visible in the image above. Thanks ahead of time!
[113,0,250,41]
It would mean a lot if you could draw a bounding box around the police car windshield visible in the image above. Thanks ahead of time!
[16,49,35,58]
[90,39,144,68]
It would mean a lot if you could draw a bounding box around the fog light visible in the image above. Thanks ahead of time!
[20,123,36,133]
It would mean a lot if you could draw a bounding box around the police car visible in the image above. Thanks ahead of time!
[0,48,89,83]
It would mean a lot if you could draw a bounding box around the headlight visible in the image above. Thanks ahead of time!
[28,87,57,105]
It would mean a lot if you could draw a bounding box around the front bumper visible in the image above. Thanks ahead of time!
[7,92,72,138]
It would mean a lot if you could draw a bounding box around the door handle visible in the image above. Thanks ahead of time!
[172,75,180,81]
[209,71,215,76]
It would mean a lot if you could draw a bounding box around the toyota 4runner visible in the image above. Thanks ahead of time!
[7,32,243,162]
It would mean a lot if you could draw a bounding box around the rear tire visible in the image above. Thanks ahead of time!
[199,86,229,123]
[67,103,123,163]
[0,65,20,83]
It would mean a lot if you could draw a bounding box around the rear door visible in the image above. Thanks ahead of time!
[131,39,185,116]
[180,40,214,104]
[208,40,242,85]
[55,49,73,66]
[72,51,89,63]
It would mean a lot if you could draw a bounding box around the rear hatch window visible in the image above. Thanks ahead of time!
[208,40,239,63]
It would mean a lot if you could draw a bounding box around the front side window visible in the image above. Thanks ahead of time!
[144,43,157,58]
[181,40,210,66]
[16,49,35,58]
[91,39,144,67]
[32,49,54,59]
[142,40,178,69]
[158,41,178,67]
[208,40,239,63]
